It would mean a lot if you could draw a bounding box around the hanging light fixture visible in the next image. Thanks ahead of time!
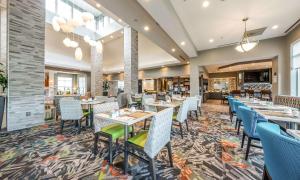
[75,47,83,60]
[235,18,258,53]
[52,17,60,32]
[63,37,71,47]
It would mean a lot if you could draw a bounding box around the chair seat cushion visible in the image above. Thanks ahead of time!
[172,113,178,120]
[83,111,90,117]
[101,124,132,140]
[128,131,148,148]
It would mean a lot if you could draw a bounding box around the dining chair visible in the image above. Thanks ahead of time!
[186,97,199,119]
[126,93,138,108]
[238,106,262,160]
[93,102,133,164]
[117,92,128,108]
[233,100,245,134]
[173,100,189,139]
[143,98,157,130]
[227,97,235,122]
[257,122,300,180]
[124,108,174,180]
[195,95,202,116]
[59,98,88,134]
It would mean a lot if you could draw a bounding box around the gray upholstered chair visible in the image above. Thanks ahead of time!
[126,93,138,108]
[117,92,128,108]
[93,102,133,164]
[143,97,157,130]
[173,99,190,138]
[124,108,174,180]
[59,98,87,134]
[186,96,199,118]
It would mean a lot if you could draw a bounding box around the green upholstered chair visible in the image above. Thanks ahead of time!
[93,102,132,164]
[124,108,174,180]
[59,98,87,134]
[173,99,190,139]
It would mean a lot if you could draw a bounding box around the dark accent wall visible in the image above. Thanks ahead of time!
[7,0,45,131]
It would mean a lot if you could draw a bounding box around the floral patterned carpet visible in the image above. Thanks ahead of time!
[0,100,264,179]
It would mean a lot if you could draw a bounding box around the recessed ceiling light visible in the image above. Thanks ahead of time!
[171,48,176,52]
[144,26,150,31]
[272,25,279,30]
[209,38,214,43]
[110,35,114,39]
[202,0,210,8]
[96,3,101,8]
[118,19,122,23]
[180,41,186,46]
[187,62,190,64]
[101,40,104,43]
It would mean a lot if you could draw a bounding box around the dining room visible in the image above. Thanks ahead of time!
[1,0,300,179]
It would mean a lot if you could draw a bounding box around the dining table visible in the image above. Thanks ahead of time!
[236,98,300,129]
[145,100,182,108]
[81,99,106,127]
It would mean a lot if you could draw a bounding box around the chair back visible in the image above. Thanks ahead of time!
[228,97,234,112]
[195,95,202,107]
[257,122,300,180]
[93,102,119,133]
[144,107,174,158]
[126,93,133,105]
[165,95,171,102]
[117,93,127,108]
[186,97,198,111]
[176,100,189,123]
[142,94,156,106]
[144,98,157,112]
[238,106,258,137]
[233,100,245,119]
[60,98,83,120]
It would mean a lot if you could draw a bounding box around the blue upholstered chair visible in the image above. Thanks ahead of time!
[238,106,262,160]
[257,122,300,180]
[233,100,245,133]
[227,97,235,121]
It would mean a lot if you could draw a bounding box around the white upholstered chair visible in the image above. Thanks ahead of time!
[59,98,87,134]
[124,108,174,180]
[93,102,132,164]
[173,99,190,138]
[186,96,199,118]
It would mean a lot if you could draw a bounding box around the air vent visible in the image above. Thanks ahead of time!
[246,27,267,37]
[217,42,238,48]
[285,18,300,34]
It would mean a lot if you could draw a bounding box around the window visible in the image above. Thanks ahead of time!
[291,40,300,96]
[57,0,72,19]
[46,0,56,13]
[57,77,73,94]
[78,77,86,95]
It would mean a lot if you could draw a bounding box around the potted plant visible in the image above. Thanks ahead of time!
[0,63,7,131]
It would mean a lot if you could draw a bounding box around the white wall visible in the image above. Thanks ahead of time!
[190,37,287,96]
[45,25,91,71]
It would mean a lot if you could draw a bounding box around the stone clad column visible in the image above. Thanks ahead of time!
[91,43,103,97]
[124,27,138,94]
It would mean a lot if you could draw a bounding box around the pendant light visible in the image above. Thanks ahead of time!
[235,18,258,53]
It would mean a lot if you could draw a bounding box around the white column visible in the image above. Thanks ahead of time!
[91,42,103,96]
[124,27,138,94]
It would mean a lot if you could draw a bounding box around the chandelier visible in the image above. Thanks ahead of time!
[51,3,102,60]
[235,18,258,53]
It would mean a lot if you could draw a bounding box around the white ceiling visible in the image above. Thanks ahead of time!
[205,60,272,73]
[103,33,180,73]
[139,0,300,53]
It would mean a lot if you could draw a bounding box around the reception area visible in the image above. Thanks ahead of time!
[0,0,300,179]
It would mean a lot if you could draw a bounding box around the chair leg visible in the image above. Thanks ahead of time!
[235,118,238,129]
[185,120,189,132]
[241,132,246,148]
[77,120,81,134]
[166,142,173,167]
[108,137,113,164]
[245,137,252,160]
[143,119,147,130]
[237,120,241,135]
[93,133,99,155]
[179,123,183,139]
[195,110,198,118]
[124,142,128,174]
[149,158,157,180]
[60,120,64,134]
[263,165,271,180]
